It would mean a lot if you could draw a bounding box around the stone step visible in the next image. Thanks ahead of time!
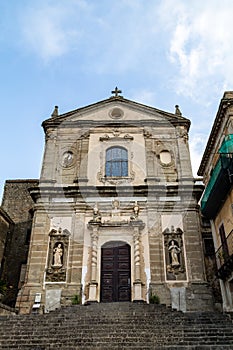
[0,303,232,349]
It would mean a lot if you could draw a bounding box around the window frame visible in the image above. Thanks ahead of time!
[105,146,128,178]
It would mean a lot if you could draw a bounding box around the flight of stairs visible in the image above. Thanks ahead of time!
[0,302,232,349]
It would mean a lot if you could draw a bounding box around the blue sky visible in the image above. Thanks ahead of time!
[1,0,233,200]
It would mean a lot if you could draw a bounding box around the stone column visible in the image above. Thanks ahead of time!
[132,225,143,301]
[88,225,99,302]
[91,228,98,282]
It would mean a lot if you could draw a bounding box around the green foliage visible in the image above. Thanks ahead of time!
[149,293,160,304]
[71,294,81,305]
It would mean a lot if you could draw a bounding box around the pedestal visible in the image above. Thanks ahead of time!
[88,282,98,302]
[133,281,143,302]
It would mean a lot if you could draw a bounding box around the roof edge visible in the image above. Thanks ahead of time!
[198,91,233,176]
[42,96,190,131]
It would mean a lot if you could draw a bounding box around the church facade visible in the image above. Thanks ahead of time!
[15,90,213,314]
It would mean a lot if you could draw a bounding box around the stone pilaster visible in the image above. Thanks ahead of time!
[144,136,159,184]
[78,135,90,183]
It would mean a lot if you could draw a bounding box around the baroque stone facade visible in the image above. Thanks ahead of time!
[3,92,214,313]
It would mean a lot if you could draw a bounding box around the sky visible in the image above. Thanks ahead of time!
[1,0,233,201]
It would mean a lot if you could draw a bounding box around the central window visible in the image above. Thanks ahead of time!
[105,146,128,177]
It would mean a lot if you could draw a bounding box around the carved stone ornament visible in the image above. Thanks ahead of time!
[176,126,189,143]
[163,226,187,281]
[61,151,74,168]
[99,173,135,185]
[46,228,70,282]
[143,128,152,138]
[99,133,134,142]
[88,204,102,225]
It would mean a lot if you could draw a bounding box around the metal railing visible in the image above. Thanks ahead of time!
[215,230,233,270]
[201,155,233,211]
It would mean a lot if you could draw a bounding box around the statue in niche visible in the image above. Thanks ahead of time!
[168,240,181,267]
[52,242,63,267]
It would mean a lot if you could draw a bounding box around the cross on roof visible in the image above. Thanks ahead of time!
[111,87,122,97]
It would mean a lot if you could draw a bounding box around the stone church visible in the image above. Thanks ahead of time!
[3,89,214,314]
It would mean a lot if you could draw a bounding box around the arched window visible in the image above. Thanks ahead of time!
[105,146,128,177]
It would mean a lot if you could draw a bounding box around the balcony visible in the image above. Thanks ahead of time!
[201,135,233,219]
[215,230,233,280]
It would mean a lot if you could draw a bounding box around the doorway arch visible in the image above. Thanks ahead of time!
[100,241,131,302]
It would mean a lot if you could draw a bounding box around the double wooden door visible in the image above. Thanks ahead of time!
[100,241,131,302]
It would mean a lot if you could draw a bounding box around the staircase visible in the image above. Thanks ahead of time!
[0,302,232,349]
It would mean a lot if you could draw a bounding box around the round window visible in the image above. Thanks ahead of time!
[109,107,124,119]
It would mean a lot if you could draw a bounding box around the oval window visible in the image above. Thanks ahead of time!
[109,107,124,119]
[160,150,171,165]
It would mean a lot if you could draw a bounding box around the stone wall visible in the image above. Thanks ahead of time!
[0,207,14,274]
[1,180,38,306]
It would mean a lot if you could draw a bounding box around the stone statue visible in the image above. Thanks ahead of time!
[62,151,73,167]
[92,204,102,223]
[130,201,140,220]
[53,243,63,267]
[168,240,180,267]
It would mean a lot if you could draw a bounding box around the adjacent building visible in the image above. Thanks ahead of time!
[0,180,38,306]
[0,207,14,281]
[198,91,233,312]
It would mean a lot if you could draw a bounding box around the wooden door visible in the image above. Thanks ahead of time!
[100,241,131,302]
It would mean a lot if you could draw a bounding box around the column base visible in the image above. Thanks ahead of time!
[88,282,98,302]
[133,281,144,302]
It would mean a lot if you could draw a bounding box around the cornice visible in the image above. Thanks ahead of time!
[42,96,190,133]
[28,183,203,202]
[198,95,233,176]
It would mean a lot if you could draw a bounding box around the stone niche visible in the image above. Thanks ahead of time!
[46,228,70,282]
[163,226,187,281]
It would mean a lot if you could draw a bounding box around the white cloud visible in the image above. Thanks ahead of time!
[129,89,157,106]
[19,1,88,61]
[18,0,233,105]
[189,132,207,176]
[159,0,233,103]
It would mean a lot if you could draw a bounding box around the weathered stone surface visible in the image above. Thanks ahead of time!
[1,96,215,312]
[1,303,233,349]
[0,180,38,307]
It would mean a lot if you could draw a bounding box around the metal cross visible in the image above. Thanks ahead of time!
[111,87,122,97]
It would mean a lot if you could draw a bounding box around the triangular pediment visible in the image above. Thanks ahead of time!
[42,96,190,131]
